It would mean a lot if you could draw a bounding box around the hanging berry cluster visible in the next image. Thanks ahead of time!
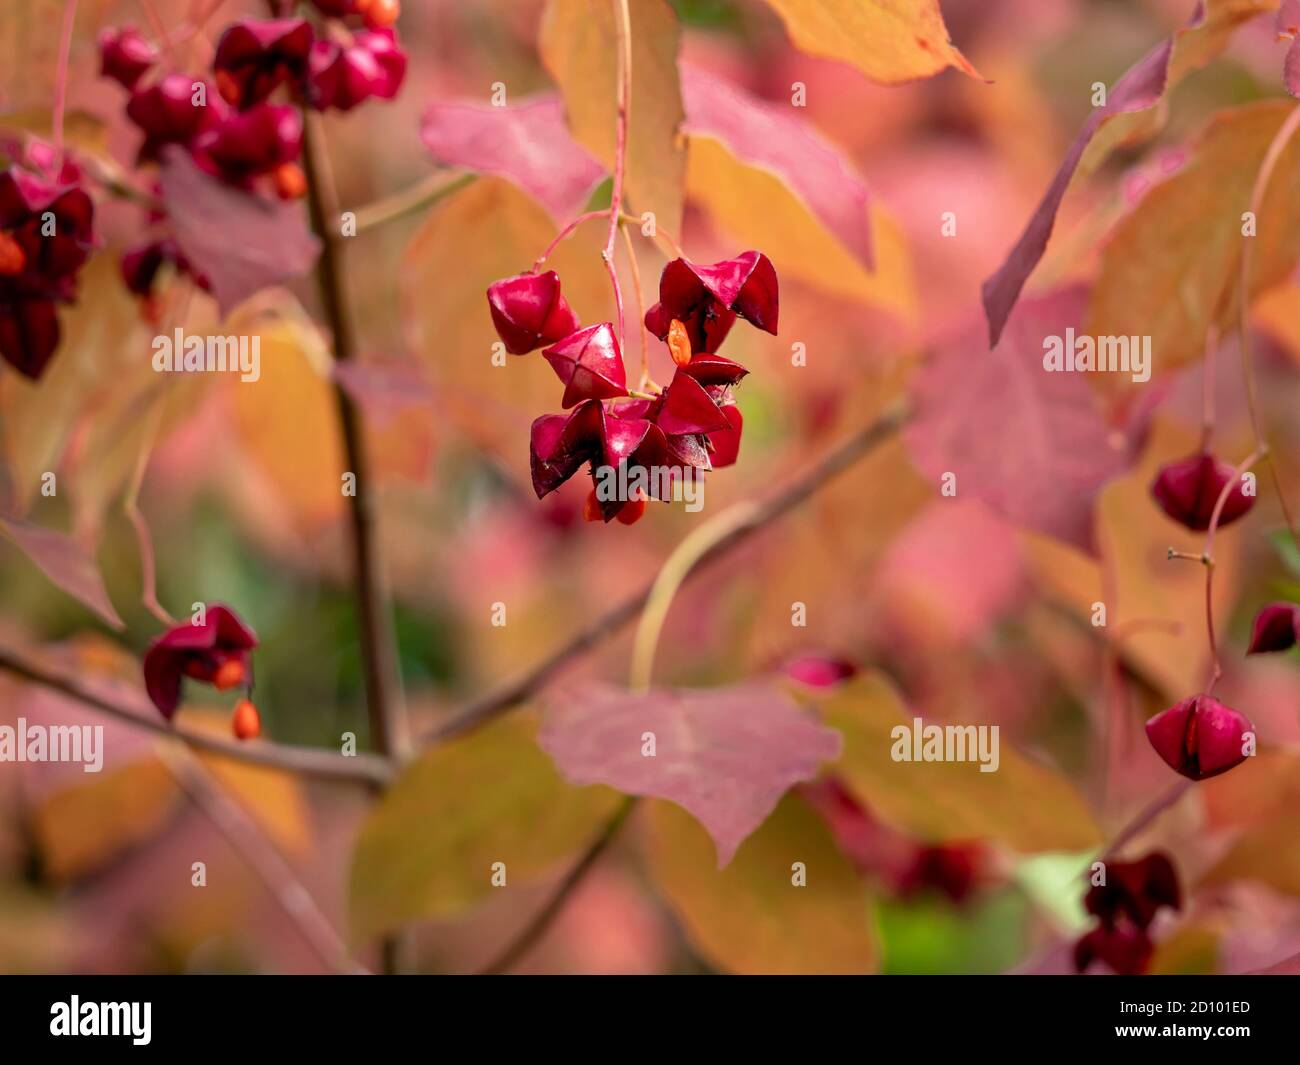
[99,1,407,319]
[1074,852,1181,975]
[487,249,778,524]
[0,139,95,378]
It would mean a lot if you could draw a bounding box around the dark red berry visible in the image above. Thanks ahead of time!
[143,605,259,719]
[1084,852,1181,930]
[1074,923,1154,976]
[100,26,159,90]
[1246,601,1300,654]
[488,270,580,355]
[212,17,314,111]
[306,29,407,112]
[1150,451,1254,531]
[644,251,778,354]
[1145,693,1253,781]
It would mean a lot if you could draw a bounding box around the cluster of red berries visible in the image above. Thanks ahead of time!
[1074,852,1180,975]
[0,139,95,378]
[101,1,406,315]
[487,251,778,524]
[144,603,262,740]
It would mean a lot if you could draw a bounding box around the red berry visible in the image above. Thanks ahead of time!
[1150,451,1254,531]
[212,659,247,691]
[272,162,308,200]
[1246,601,1300,654]
[232,698,262,740]
[487,270,580,355]
[142,605,258,719]
[365,0,401,29]
[1084,852,1181,930]
[616,495,647,525]
[1145,693,1254,780]
[99,26,158,90]
[541,323,629,407]
[0,231,26,276]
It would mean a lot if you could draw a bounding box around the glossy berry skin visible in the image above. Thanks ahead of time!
[487,270,580,355]
[1145,693,1254,781]
[99,26,158,90]
[1150,451,1254,531]
[306,29,407,112]
[1246,602,1300,654]
[143,605,259,719]
[193,103,303,186]
[232,698,262,741]
[126,74,214,161]
[541,322,628,407]
[645,251,778,354]
[212,18,313,110]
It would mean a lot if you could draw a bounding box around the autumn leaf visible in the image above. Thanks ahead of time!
[905,288,1138,554]
[686,137,916,322]
[1089,100,1300,377]
[160,148,320,318]
[753,0,978,85]
[540,0,685,235]
[349,713,620,942]
[539,682,841,866]
[681,65,873,272]
[399,177,612,459]
[818,673,1101,852]
[982,0,1274,347]
[0,516,123,629]
[646,794,875,974]
[420,94,604,222]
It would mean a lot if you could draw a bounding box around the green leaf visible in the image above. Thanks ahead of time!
[646,794,876,973]
[348,713,619,942]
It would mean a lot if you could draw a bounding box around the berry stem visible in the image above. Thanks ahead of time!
[52,0,78,162]
[1238,102,1300,552]
[1101,779,1194,861]
[603,0,633,350]
[1201,447,1263,694]
[531,209,608,272]
[619,219,653,389]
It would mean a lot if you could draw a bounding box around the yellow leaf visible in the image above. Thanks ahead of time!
[540,0,685,236]
[231,317,346,526]
[647,794,875,974]
[32,757,179,882]
[399,178,612,459]
[821,673,1101,852]
[348,713,620,942]
[0,256,144,512]
[686,136,917,322]
[1089,100,1300,378]
[755,0,978,84]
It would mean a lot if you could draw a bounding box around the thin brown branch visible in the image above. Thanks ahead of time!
[478,795,639,975]
[0,646,392,786]
[157,743,368,974]
[422,400,911,748]
[301,113,407,764]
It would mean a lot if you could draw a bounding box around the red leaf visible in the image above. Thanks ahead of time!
[0,517,123,629]
[420,94,605,223]
[680,65,873,273]
[159,148,320,317]
[905,288,1137,554]
[539,683,842,867]
[980,15,1193,347]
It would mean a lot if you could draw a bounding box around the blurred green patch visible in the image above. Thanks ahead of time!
[875,888,1029,975]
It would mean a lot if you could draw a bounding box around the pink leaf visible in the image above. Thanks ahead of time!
[0,517,123,629]
[540,683,842,867]
[680,65,873,272]
[420,94,605,223]
[905,288,1137,554]
[980,9,1204,347]
[159,148,320,317]
[332,358,434,428]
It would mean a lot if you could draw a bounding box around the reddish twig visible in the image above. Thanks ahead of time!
[0,646,392,786]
